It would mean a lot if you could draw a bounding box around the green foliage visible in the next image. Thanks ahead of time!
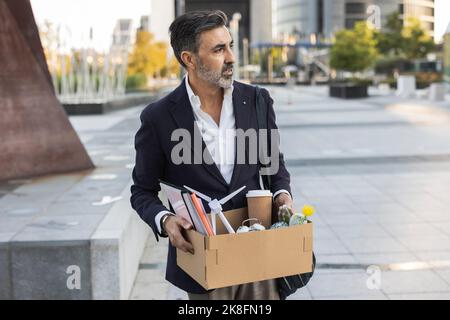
[125,73,147,91]
[402,17,435,59]
[375,12,435,59]
[330,22,378,73]
[375,12,404,56]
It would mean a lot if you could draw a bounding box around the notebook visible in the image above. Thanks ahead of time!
[190,193,215,236]
[159,180,195,227]
[159,180,213,236]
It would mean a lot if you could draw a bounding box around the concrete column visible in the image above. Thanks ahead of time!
[250,0,272,45]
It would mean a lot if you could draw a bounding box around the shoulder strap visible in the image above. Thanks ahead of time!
[254,86,272,190]
[255,86,268,131]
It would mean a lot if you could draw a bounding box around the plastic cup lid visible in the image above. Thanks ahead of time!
[246,190,273,197]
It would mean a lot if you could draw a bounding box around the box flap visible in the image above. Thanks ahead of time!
[304,236,313,252]
[207,207,248,237]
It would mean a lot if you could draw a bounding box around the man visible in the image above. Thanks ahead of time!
[130,10,293,300]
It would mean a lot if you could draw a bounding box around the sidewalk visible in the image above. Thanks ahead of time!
[130,85,450,300]
[3,84,450,299]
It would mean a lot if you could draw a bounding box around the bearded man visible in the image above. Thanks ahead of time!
[130,10,292,300]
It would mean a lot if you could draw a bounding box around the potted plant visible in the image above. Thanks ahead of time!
[329,22,378,98]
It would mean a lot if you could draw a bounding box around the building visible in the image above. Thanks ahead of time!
[183,0,273,45]
[112,19,133,47]
[151,0,175,43]
[110,19,133,94]
[276,0,435,39]
[139,16,150,32]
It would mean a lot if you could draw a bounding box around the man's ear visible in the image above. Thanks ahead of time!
[181,51,196,70]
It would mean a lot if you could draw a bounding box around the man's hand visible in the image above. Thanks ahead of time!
[163,216,195,255]
[274,192,293,211]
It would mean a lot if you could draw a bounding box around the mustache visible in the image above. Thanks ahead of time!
[222,64,234,72]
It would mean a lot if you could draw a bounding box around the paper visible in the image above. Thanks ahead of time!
[160,182,193,225]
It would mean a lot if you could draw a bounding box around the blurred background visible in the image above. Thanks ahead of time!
[2,0,450,301]
[31,0,450,95]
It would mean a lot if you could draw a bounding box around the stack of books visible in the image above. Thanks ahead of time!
[159,180,215,236]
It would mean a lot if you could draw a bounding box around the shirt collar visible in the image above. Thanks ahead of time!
[184,74,234,112]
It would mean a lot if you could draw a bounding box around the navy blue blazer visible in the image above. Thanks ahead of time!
[130,80,291,294]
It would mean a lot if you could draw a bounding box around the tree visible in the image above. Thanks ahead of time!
[127,31,168,79]
[375,12,404,56]
[330,22,378,74]
[402,17,435,59]
[375,12,435,59]
[168,55,180,77]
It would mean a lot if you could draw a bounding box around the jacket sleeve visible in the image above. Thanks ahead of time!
[261,88,292,198]
[130,108,170,242]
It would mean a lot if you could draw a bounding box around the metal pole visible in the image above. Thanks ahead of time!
[175,0,185,17]
[243,38,249,80]
[230,13,241,81]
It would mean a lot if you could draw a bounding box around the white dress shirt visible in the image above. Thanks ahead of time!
[155,76,290,235]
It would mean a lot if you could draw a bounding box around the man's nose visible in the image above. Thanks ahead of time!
[225,46,236,64]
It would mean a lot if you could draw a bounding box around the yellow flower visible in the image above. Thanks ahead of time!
[302,205,315,217]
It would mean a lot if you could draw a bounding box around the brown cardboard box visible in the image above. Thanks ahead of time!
[177,207,313,290]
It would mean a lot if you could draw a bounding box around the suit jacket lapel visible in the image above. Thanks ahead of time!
[169,82,228,188]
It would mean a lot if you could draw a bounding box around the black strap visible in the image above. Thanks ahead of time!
[254,86,272,190]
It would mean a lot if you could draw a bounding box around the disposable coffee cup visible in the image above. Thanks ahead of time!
[246,190,273,228]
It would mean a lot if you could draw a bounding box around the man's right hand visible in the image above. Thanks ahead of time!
[163,216,195,255]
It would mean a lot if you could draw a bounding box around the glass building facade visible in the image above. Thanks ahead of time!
[276,0,435,39]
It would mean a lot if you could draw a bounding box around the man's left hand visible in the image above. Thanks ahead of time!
[274,192,293,211]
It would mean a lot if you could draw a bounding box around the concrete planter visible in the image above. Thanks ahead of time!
[329,83,368,99]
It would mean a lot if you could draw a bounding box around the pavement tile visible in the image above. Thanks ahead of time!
[395,235,450,252]
[352,252,419,265]
[331,225,391,239]
[339,237,409,254]
[387,292,450,300]
[380,270,450,294]
[314,238,350,255]
[307,271,385,298]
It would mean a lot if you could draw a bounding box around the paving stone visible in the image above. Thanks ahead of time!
[11,214,105,242]
[387,292,450,300]
[0,241,12,299]
[340,237,409,254]
[380,270,450,294]
[395,235,450,252]
[11,241,92,299]
[307,271,384,298]
[331,225,391,239]
[352,252,418,266]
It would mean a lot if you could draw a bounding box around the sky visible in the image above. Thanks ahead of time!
[434,0,450,42]
[31,0,450,51]
[31,0,152,51]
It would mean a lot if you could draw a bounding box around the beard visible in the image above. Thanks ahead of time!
[196,59,234,89]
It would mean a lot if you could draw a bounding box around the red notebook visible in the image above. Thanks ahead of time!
[190,193,214,236]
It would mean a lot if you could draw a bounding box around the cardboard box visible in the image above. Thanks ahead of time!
[177,207,313,290]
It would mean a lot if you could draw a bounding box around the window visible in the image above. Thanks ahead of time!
[345,18,364,28]
[345,2,366,15]
[317,0,324,34]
